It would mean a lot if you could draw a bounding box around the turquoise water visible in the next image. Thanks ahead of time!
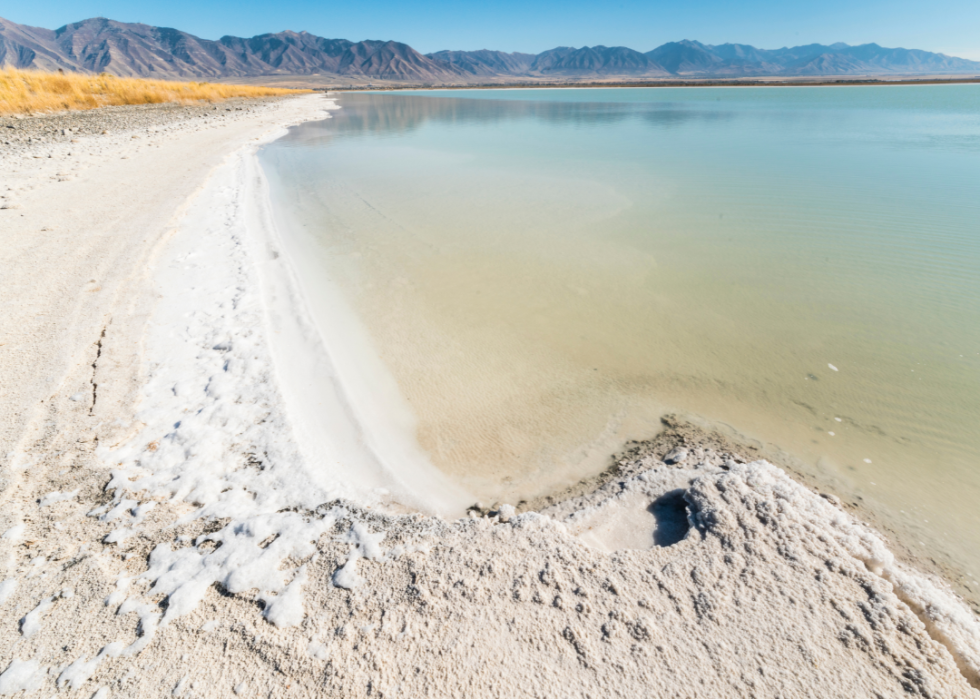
[261,87,980,589]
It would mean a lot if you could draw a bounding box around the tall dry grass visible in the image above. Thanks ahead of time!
[0,68,309,115]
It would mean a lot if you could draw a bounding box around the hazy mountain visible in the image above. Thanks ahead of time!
[646,40,724,74]
[528,45,668,76]
[522,47,573,72]
[639,39,980,77]
[433,40,980,78]
[822,43,980,73]
[427,49,535,76]
[708,42,774,63]
[789,53,867,76]
[3,15,979,82]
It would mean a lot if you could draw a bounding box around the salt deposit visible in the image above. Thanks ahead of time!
[18,596,54,638]
[0,580,16,606]
[0,93,977,697]
[38,489,79,507]
[0,659,43,694]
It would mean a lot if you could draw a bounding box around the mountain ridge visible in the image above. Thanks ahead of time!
[0,17,468,81]
[2,16,979,82]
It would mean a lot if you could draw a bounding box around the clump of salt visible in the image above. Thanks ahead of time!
[332,523,385,590]
[0,579,17,605]
[262,566,308,628]
[19,596,54,638]
[0,658,44,694]
[39,489,80,507]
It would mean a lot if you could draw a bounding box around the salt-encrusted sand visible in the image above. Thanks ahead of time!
[1,94,979,698]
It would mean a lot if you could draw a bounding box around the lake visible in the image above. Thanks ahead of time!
[260,86,980,592]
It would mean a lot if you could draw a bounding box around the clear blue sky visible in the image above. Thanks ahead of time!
[6,0,980,59]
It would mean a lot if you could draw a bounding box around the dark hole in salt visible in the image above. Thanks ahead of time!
[648,490,690,547]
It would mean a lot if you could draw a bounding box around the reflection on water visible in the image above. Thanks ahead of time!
[289,88,980,152]
[284,92,738,140]
[262,87,980,593]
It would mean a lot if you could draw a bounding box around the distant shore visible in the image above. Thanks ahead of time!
[332,77,980,91]
[223,73,980,91]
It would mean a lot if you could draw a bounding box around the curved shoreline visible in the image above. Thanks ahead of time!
[0,95,978,697]
[252,149,476,516]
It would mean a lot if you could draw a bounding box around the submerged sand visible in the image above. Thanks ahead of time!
[0,94,978,697]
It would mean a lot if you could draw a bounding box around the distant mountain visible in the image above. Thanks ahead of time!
[444,39,980,79]
[0,16,466,81]
[646,40,725,74]
[0,17,72,72]
[651,40,980,77]
[2,15,979,83]
[428,49,535,76]
[527,45,668,76]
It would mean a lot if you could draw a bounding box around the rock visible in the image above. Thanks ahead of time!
[820,493,842,507]
[663,447,688,465]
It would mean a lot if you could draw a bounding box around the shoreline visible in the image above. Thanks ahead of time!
[255,158,476,516]
[225,72,980,91]
[1,94,979,696]
[329,76,980,91]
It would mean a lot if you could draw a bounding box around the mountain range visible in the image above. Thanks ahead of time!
[2,16,979,83]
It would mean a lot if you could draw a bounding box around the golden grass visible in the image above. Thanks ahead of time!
[0,68,310,115]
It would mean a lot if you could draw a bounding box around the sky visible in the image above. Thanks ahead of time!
[6,0,980,60]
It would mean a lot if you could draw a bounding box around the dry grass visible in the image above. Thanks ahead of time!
[0,68,309,115]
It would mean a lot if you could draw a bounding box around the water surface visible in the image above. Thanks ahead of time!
[261,86,980,588]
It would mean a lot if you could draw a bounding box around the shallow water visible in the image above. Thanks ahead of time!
[261,87,980,584]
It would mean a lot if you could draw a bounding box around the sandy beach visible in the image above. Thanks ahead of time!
[1,92,979,697]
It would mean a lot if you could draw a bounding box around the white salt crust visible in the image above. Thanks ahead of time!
[0,95,978,697]
[96,108,454,645]
[90,94,980,696]
[0,658,43,694]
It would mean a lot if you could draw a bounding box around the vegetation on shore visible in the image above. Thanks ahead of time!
[0,68,309,115]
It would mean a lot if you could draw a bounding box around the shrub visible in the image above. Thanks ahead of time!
[0,68,309,115]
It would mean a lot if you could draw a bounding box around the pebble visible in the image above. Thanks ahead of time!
[0,98,283,158]
[820,493,842,507]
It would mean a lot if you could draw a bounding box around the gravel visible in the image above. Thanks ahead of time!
[0,98,289,155]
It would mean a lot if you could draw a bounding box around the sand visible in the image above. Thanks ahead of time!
[0,93,979,698]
